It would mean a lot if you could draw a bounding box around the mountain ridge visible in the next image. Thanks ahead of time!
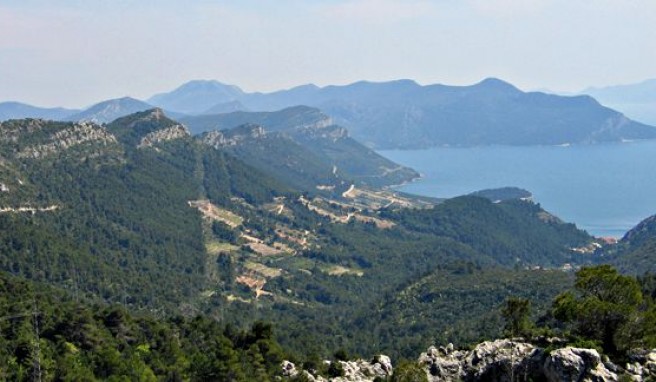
[161,77,656,148]
[4,77,656,148]
[0,101,79,121]
[182,106,420,188]
[582,78,656,125]
[65,96,154,124]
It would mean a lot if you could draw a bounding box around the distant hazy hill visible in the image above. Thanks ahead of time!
[0,101,78,121]
[603,214,656,275]
[202,99,248,114]
[148,80,245,114]
[66,97,154,124]
[183,106,420,188]
[583,79,656,126]
[182,105,328,135]
[154,78,656,148]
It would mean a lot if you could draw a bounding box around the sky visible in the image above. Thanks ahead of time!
[1,0,655,108]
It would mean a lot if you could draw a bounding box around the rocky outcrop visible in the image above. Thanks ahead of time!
[201,124,266,149]
[16,122,117,159]
[419,341,632,382]
[0,119,47,142]
[544,347,617,382]
[625,349,656,381]
[544,348,617,382]
[282,344,655,382]
[138,124,190,148]
[419,340,544,382]
[282,360,299,378]
[281,355,392,382]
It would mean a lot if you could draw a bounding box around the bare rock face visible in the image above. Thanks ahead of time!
[201,124,266,149]
[138,124,190,148]
[281,360,299,378]
[420,341,625,382]
[281,355,392,382]
[419,340,543,382]
[16,122,118,159]
[544,348,617,382]
[625,349,656,381]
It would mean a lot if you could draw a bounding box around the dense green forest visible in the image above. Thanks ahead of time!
[0,272,287,381]
[0,111,655,376]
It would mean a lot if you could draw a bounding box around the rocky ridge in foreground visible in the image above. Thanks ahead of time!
[282,340,656,381]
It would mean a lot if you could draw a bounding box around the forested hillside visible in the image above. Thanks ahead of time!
[186,106,420,188]
[600,214,656,275]
[0,110,622,365]
[0,272,287,380]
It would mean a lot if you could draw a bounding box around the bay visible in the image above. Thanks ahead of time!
[379,141,656,238]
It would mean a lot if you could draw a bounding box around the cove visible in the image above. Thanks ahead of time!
[379,141,656,238]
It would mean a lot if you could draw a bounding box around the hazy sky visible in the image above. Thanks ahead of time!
[1,0,655,108]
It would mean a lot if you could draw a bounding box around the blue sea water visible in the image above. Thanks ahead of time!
[379,141,656,238]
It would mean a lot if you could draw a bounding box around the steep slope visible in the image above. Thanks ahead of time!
[0,101,78,121]
[183,106,419,188]
[148,80,245,114]
[200,124,344,192]
[583,79,656,125]
[67,97,154,124]
[0,111,290,310]
[602,214,656,275]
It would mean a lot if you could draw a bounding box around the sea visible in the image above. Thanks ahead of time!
[379,140,656,238]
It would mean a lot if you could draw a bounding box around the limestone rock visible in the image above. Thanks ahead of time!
[16,122,117,159]
[543,347,617,382]
[420,341,623,382]
[625,349,656,381]
[281,360,299,378]
[420,340,543,381]
[282,355,392,382]
[138,124,190,148]
[201,124,266,149]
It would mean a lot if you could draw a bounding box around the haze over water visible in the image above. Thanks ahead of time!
[380,140,656,238]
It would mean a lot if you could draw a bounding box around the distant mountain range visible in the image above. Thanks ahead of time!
[0,101,79,121]
[582,79,656,126]
[148,78,656,148]
[148,80,245,114]
[66,97,154,124]
[2,78,656,148]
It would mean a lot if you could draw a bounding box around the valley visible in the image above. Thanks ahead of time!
[0,106,654,381]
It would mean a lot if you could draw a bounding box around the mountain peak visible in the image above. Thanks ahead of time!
[148,80,245,114]
[175,79,243,94]
[475,77,520,92]
[67,97,153,124]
